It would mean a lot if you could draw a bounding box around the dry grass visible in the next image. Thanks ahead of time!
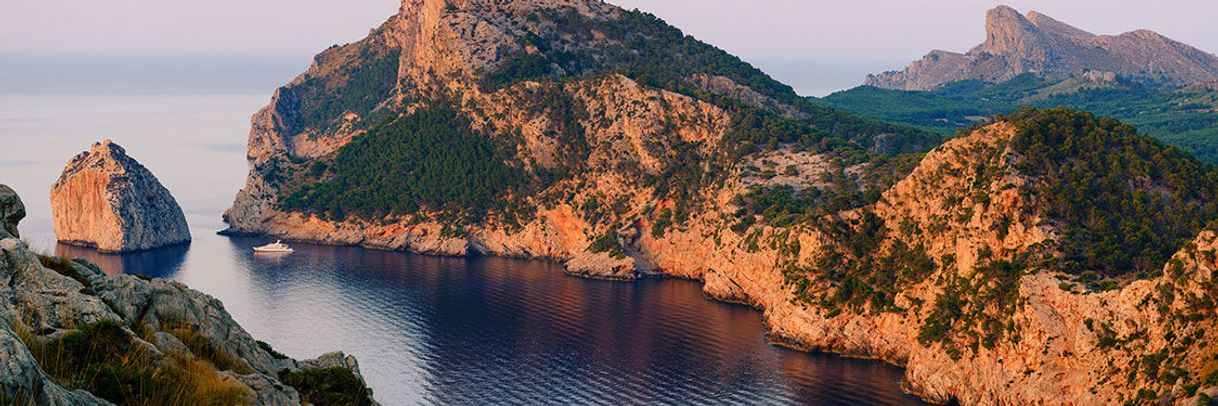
[161,351,254,405]
[14,319,254,405]
[166,326,253,374]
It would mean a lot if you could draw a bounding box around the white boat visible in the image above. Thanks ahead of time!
[253,240,294,253]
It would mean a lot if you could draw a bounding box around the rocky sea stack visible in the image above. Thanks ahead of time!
[51,140,191,253]
[0,185,376,404]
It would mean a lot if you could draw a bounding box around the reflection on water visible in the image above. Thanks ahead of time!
[148,233,924,405]
[55,242,190,277]
[33,230,925,404]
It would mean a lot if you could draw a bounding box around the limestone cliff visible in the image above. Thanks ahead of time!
[0,186,374,405]
[866,6,1218,90]
[51,140,191,253]
[222,0,1218,403]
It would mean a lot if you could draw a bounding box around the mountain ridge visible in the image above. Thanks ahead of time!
[866,5,1218,90]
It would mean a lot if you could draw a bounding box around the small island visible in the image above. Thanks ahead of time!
[51,140,191,253]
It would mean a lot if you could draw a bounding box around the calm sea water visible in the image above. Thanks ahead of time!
[0,55,923,405]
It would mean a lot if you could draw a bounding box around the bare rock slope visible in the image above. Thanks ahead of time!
[51,140,190,253]
[866,5,1218,90]
[1,185,374,404]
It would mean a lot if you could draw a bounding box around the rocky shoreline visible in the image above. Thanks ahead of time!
[230,122,1218,405]
[218,0,1218,404]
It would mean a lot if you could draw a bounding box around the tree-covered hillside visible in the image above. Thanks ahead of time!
[1005,107,1218,277]
[820,75,1218,163]
[280,105,529,223]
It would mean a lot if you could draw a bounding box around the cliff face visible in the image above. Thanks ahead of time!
[866,6,1218,90]
[0,186,374,405]
[223,0,1218,404]
[51,140,191,253]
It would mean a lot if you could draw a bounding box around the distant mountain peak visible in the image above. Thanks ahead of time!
[866,6,1218,90]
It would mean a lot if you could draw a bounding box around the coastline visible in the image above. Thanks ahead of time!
[219,225,941,404]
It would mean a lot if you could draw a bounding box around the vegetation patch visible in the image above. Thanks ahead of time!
[282,104,529,223]
[257,340,289,360]
[480,52,560,91]
[822,74,1218,163]
[917,260,1026,354]
[279,43,402,133]
[782,211,937,314]
[1006,107,1218,278]
[732,153,921,233]
[587,225,626,259]
[279,367,374,406]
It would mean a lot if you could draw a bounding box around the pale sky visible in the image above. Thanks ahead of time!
[3,0,1216,95]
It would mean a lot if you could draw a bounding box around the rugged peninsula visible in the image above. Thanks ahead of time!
[51,140,191,253]
[1,185,375,404]
[224,0,1218,403]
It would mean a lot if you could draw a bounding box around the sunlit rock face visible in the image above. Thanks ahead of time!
[51,140,191,253]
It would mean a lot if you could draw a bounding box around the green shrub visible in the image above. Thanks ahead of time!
[280,367,373,406]
[587,225,626,259]
[651,209,674,238]
[258,340,289,360]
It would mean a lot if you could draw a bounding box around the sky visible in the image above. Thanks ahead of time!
[2,0,1216,95]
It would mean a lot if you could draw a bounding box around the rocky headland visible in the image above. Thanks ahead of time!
[1,184,375,404]
[51,140,191,253]
[222,0,1218,403]
[866,5,1218,90]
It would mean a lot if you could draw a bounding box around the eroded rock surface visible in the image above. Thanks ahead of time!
[51,140,191,253]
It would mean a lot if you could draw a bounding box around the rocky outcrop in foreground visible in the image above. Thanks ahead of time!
[0,185,24,240]
[51,140,191,253]
[0,186,373,404]
[866,5,1218,90]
